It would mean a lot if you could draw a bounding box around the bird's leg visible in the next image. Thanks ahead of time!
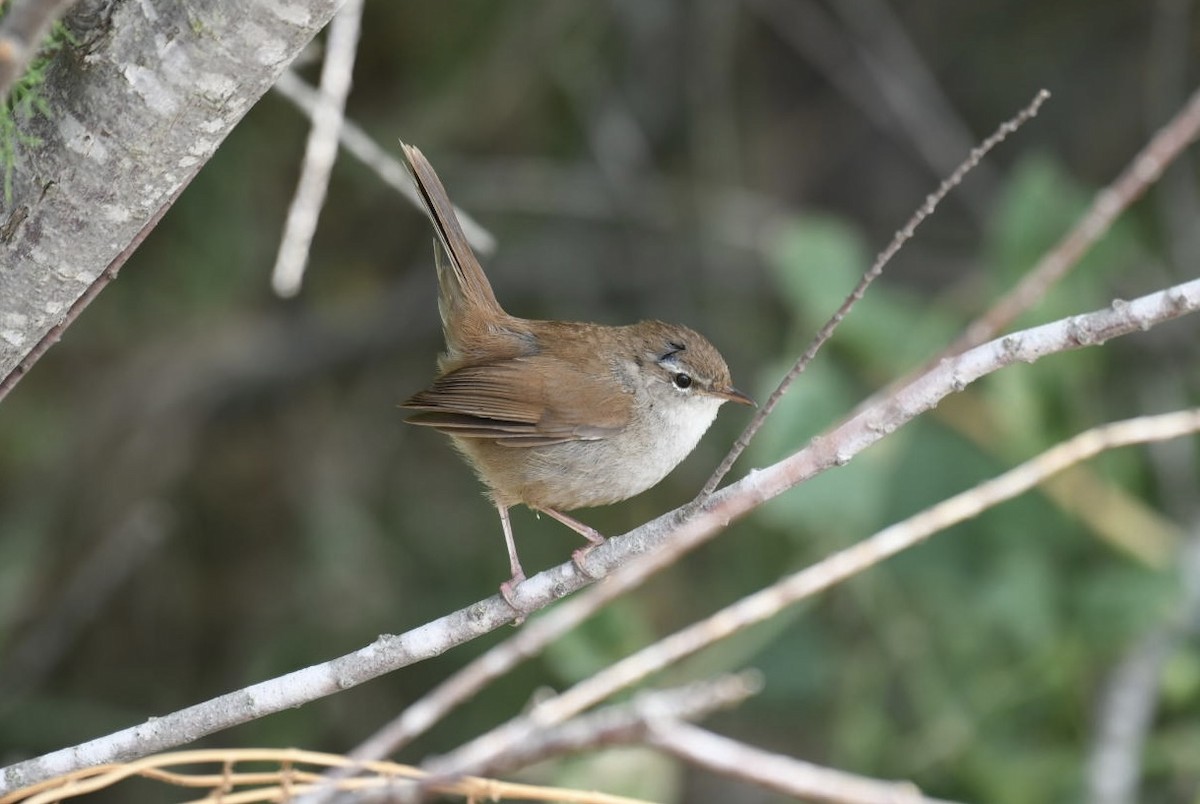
[496,505,527,614]
[536,507,605,579]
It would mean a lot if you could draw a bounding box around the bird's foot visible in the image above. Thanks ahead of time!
[536,507,607,579]
[499,571,528,624]
[572,542,605,580]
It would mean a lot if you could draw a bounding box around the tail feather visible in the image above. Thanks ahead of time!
[400,143,506,349]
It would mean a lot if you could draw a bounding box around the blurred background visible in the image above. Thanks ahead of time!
[2,1,1200,801]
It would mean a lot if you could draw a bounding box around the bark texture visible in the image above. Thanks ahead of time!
[0,0,341,389]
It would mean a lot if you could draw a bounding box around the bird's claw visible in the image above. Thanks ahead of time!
[572,545,602,580]
[500,574,528,624]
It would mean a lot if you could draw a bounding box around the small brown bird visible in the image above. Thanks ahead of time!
[400,144,752,603]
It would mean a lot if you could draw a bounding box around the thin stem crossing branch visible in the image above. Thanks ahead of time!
[700,89,1050,496]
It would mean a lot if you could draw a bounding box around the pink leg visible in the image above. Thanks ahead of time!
[536,507,606,578]
[496,505,527,612]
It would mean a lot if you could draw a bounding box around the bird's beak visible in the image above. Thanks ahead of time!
[716,386,756,407]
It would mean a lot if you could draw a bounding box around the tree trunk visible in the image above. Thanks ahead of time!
[0,0,341,394]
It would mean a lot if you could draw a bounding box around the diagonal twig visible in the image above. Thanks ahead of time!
[700,88,1050,497]
[850,81,1200,425]
[951,82,1200,355]
[647,720,957,804]
[270,0,364,297]
[459,672,761,782]
[271,70,496,256]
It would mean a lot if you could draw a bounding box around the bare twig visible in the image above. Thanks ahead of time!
[1086,375,1200,804]
[849,83,1200,426]
[427,406,1200,780]
[961,84,1200,358]
[1085,629,1173,804]
[270,0,363,297]
[462,672,761,781]
[0,0,76,103]
[1147,0,1200,276]
[271,70,496,256]
[647,720,957,804]
[1086,524,1200,804]
[700,88,1050,496]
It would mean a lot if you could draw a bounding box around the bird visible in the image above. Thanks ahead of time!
[399,143,752,604]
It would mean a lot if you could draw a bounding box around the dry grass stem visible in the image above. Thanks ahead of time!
[0,748,652,804]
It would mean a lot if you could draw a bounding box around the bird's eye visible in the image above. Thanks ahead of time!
[672,373,693,390]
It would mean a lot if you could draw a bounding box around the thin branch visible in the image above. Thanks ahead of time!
[270,0,363,298]
[271,70,496,256]
[700,88,1050,496]
[344,674,761,803]
[460,672,761,782]
[426,406,1200,781]
[1089,369,1200,801]
[847,83,1200,428]
[647,720,957,804]
[953,83,1200,353]
[1086,520,1200,804]
[1147,0,1200,275]
[1085,630,1173,804]
[0,0,76,103]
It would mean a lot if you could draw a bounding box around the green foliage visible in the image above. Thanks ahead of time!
[0,19,75,204]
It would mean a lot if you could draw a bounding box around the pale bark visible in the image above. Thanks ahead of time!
[0,0,342,396]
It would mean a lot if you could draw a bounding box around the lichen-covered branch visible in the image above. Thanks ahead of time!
[0,0,342,401]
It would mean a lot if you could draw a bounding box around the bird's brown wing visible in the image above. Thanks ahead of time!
[403,356,632,447]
